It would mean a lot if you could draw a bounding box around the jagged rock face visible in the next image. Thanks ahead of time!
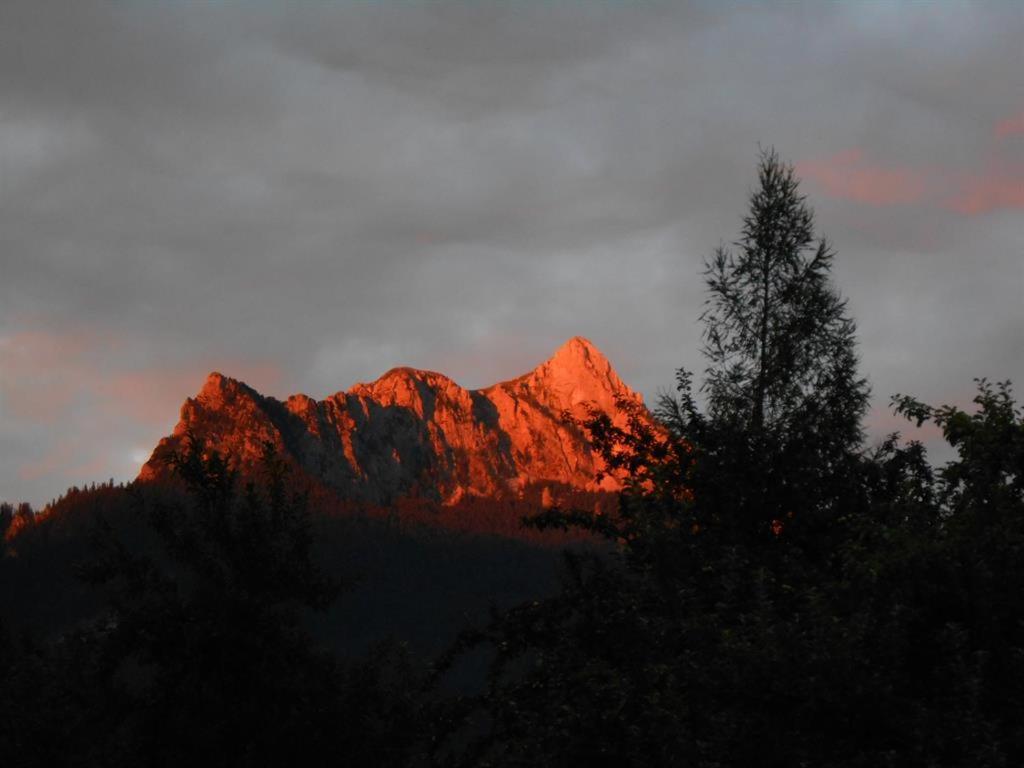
[139,337,651,505]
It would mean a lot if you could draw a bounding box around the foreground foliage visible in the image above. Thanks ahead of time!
[439,381,1023,766]
[1,439,423,768]
[438,153,1024,766]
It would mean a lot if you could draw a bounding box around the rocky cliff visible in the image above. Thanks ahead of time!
[139,337,652,505]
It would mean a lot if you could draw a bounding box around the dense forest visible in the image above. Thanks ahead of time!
[3,151,1023,766]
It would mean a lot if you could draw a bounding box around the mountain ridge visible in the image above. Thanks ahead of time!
[139,336,652,506]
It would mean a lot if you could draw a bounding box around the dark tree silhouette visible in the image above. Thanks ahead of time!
[659,148,870,542]
[67,438,347,766]
[699,148,868,441]
[435,153,1024,767]
[0,502,12,539]
[0,437,425,768]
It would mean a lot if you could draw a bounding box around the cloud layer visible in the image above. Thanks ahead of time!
[2,2,1022,504]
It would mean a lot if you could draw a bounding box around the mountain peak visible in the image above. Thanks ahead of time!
[535,336,622,387]
[499,336,639,415]
[197,371,256,404]
[200,370,228,393]
[549,335,608,368]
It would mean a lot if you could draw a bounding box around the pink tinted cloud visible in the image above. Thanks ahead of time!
[799,148,1024,217]
[0,329,101,422]
[945,172,1024,215]
[797,149,929,206]
[3,325,285,481]
[18,440,77,482]
[3,327,285,425]
[98,362,285,426]
[864,385,984,453]
[994,111,1024,140]
[19,439,112,484]
[865,407,944,445]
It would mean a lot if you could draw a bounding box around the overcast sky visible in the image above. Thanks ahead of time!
[2,1,1022,506]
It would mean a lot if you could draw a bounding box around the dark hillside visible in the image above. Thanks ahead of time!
[1,482,566,661]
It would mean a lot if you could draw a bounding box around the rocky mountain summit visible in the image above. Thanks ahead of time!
[139,337,653,506]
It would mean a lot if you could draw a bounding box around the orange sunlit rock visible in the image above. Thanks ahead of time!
[138,337,658,507]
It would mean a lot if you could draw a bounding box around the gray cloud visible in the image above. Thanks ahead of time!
[1,1,1022,504]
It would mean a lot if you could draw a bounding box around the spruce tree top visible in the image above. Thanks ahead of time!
[700,148,869,456]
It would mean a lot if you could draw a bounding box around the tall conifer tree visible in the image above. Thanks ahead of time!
[701,147,868,444]
[663,148,870,536]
